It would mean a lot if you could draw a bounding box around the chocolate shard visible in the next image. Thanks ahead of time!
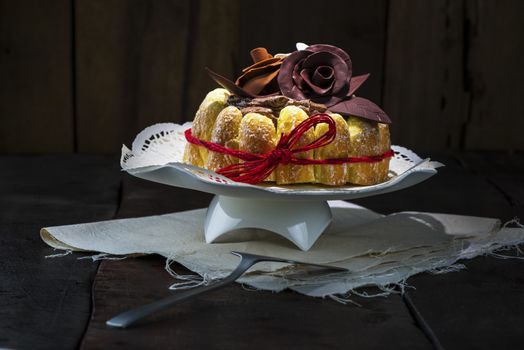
[329,96,392,124]
[250,47,273,63]
[348,73,370,96]
[206,67,255,98]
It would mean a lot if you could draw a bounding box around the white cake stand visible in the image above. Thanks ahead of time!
[204,196,332,251]
[121,123,441,251]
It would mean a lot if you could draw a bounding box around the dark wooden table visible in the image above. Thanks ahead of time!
[1,152,523,349]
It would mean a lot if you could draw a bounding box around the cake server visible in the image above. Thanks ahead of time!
[106,251,348,328]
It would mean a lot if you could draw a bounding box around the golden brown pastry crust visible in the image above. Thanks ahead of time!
[183,89,230,167]
[275,106,315,185]
[184,89,391,186]
[206,106,242,172]
[314,113,350,186]
[239,113,277,181]
[346,117,391,185]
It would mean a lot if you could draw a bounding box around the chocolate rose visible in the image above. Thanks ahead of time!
[278,44,390,123]
[206,47,284,98]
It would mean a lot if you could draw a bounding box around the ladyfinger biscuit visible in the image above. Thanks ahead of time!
[183,88,230,167]
[275,106,315,185]
[346,116,390,185]
[314,113,350,186]
[206,106,242,172]
[239,113,277,181]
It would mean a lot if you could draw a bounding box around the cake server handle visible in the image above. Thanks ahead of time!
[106,251,347,328]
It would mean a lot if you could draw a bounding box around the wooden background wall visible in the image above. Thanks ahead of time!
[1,0,523,154]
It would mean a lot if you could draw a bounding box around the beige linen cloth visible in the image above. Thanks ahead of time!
[41,201,524,298]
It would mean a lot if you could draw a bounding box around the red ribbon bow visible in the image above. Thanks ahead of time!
[184,113,393,184]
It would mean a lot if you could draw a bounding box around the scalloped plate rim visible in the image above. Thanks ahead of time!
[125,158,438,200]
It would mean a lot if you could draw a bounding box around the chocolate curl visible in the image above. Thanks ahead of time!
[236,64,281,96]
[236,48,284,96]
[185,114,393,184]
[207,47,284,97]
[250,47,272,62]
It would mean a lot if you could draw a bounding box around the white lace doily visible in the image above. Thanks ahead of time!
[120,122,442,200]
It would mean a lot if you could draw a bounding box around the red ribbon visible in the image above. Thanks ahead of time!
[185,113,394,184]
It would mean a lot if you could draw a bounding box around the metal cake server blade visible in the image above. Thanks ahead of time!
[106,251,348,328]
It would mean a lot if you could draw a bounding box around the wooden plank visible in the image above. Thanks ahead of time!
[81,175,432,349]
[405,161,524,349]
[0,0,74,153]
[81,152,519,349]
[0,155,121,349]
[183,0,241,120]
[237,0,387,104]
[82,255,431,349]
[353,152,514,219]
[463,0,524,150]
[75,0,192,153]
[116,174,214,218]
[456,151,524,218]
[408,253,524,349]
[0,155,122,226]
[354,151,524,348]
[383,0,468,150]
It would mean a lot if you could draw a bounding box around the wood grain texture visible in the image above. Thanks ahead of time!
[462,0,524,150]
[183,0,241,121]
[0,0,74,153]
[116,174,214,219]
[80,176,431,350]
[79,152,524,349]
[352,153,515,219]
[455,151,524,218]
[82,256,431,350]
[75,0,192,153]
[2,153,524,348]
[0,155,121,349]
[405,152,524,349]
[3,0,524,153]
[346,151,524,349]
[408,252,524,350]
[238,0,387,105]
[383,0,468,150]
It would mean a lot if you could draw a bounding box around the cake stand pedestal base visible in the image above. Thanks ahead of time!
[204,195,332,251]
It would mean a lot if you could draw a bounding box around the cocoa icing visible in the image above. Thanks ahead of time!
[226,95,327,122]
